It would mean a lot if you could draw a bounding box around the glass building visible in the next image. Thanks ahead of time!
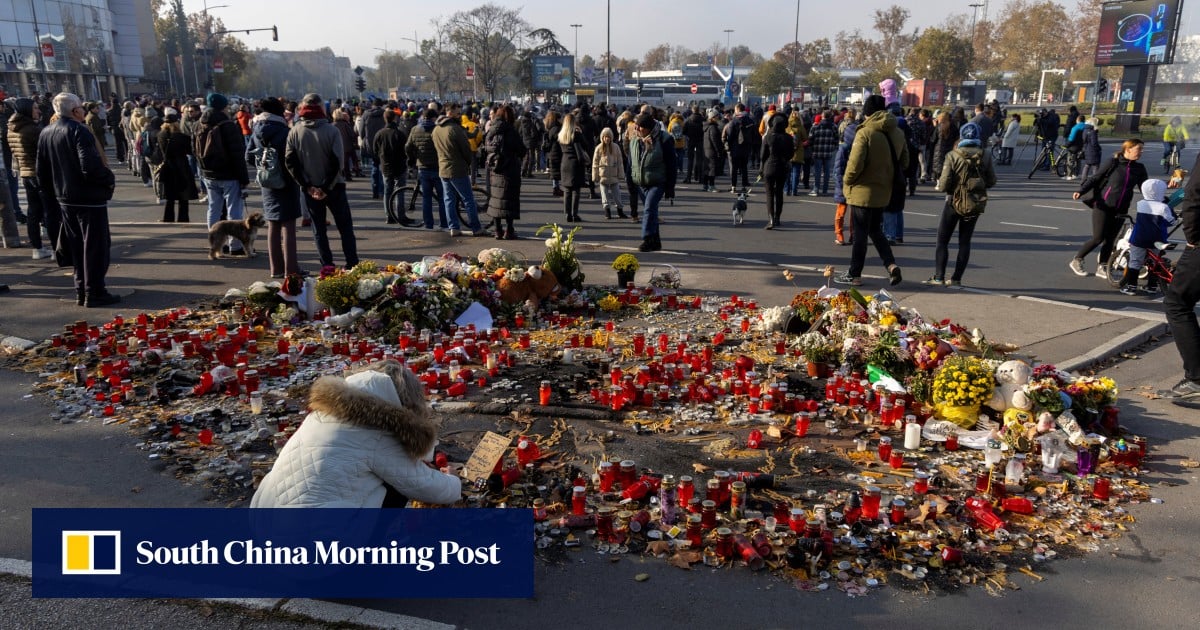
[0,0,152,100]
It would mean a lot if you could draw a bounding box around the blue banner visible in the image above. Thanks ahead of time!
[33,508,533,598]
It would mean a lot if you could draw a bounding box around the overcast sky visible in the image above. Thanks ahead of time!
[187,0,1197,68]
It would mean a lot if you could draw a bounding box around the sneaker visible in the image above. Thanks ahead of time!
[1159,378,1200,399]
[808,190,818,197]
[834,239,846,246]
[833,272,861,286]
[448,229,463,237]
[1068,258,1087,277]
[1119,285,1138,295]
[888,265,903,286]
[1095,264,1108,279]
[921,277,945,286]
[31,247,53,260]
[470,229,489,237]
[946,279,961,287]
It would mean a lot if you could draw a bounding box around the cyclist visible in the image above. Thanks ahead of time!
[1163,116,1189,174]
[1063,117,1089,180]
[1118,178,1174,295]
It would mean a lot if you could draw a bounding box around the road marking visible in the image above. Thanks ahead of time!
[1000,221,1058,230]
[907,212,937,217]
[727,257,771,265]
[1032,204,1086,212]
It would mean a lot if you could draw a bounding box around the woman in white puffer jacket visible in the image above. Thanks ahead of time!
[251,360,461,508]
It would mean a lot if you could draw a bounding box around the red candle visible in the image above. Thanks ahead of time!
[519,333,530,349]
[572,486,587,516]
[913,471,930,495]
[877,436,893,462]
[889,451,904,470]
[890,498,906,524]
[539,380,552,405]
[945,431,959,451]
[198,429,214,445]
[598,461,616,492]
[746,429,763,449]
[1092,476,1111,500]
[862,486,882,520]
[686,514,703,548]
[796,413,812,437]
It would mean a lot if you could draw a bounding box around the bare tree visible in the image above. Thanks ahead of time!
[642,44,671,71]
[446,3,529,100]
[411,18,458,99]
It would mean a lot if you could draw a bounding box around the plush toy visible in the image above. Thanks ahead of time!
[986,359,1034,412]
[497,266,560,311]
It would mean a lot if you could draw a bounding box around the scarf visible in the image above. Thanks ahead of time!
[298,103,325,120]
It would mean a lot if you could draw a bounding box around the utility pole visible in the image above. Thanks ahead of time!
[570,24,582,87]
[969,3,983,42]
[606,0,611,105]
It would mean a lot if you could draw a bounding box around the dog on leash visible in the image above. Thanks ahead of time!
[731,188,750,226]
[208,212,266,259]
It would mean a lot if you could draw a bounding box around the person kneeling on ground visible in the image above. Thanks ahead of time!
[251,360,462,508]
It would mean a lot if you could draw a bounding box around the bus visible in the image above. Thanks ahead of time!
[565,87,665,108]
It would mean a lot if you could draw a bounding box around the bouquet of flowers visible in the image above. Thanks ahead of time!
[797,332,840,365]
[790,289,827,323]
[611,253,640,273]
[478,248,521,273]
[1064,376,1118,410]
[932,356,995,407]
[1025,378,1066,414]
[932,355,996,428]
[537,223,585,291]
[910,334,955,371]
[904,370,934,405]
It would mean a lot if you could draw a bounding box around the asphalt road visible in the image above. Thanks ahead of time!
[2,136,1198,629]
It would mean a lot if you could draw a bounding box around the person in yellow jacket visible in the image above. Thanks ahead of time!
[667,111,686,180]
[462,108,482,183]
[1162,116,1189,174]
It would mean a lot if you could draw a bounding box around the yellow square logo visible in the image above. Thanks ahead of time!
[61,531,121,575]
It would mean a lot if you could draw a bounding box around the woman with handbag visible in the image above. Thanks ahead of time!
[1069,138,1149,278]
[154,110,198,222]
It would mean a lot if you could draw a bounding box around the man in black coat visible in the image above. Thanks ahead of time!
[372,108,414,226]
[36,93,118,307]
[682,107,705,183]
[1162,151,1200,400]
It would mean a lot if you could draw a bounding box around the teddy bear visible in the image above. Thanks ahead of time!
[986,359,1034,413]
[497,266,560,311]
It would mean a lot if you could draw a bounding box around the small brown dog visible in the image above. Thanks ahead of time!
[208,212,266,259]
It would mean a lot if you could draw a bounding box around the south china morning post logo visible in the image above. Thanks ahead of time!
[35,508,532,598]
[61,531,122,575]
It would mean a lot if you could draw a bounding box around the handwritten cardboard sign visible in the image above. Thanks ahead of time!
[462,431,511,490]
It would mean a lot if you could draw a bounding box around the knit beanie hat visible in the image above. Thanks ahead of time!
[206,93,228,111]
[13,97,34,118]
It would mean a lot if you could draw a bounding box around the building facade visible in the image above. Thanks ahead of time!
[0,0,153,101]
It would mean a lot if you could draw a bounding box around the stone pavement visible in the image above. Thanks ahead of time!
[0,226,1177,629]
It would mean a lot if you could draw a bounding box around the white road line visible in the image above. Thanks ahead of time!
[907,212,937,217]
[1000,221,1059,230]
[1032,204,1086,212]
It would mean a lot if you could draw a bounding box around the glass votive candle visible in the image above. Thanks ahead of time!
[249,391,264,415]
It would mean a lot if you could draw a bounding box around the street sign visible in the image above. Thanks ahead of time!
[466,67,474,79]
[212,59,224,74]
[690,83,698,94]
[41,43,54,57]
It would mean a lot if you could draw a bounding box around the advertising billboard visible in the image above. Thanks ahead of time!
[1094,0,1184,66]
[531,55,574,90]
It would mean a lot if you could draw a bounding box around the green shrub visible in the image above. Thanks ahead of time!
[1141,116,1160,127]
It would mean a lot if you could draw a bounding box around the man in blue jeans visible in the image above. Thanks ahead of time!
[629,112,676,252]
[196,93,248,253]
[405,108,447,230]
[431,102,484,236]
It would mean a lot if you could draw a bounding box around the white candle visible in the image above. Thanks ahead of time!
[903,421,921,450]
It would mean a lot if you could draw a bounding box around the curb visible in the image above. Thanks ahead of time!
[0,557,453,630]
[1056,320,1170,374]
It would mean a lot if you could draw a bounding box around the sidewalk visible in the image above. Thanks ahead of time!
[0,243,1173,629]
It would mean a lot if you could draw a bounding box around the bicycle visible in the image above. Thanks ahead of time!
[1164,141,1185,174]
[1105,215,1181,290]
[388,179,489,228]
[1027,142,1079,179]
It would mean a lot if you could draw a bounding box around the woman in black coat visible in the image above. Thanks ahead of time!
[703,113,726,193]
[252,97,304,278]
[1069,138,1150,278]
[543,110,563,196]
[932,112,958,188]
[485,104,527,240]
[557,112,591,222]
[758,115,795,230]
[154,113,197,222]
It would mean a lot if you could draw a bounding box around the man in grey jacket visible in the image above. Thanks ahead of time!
[284,93,359,270]
[431,102,485,236]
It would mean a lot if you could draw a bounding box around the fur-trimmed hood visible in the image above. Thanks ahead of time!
[305,360,437,459]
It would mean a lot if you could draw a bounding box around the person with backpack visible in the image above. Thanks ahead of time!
[195,93,250,255]
[253,97,303,278]
[1069,139,1149,278]
[923,122,996,287]
[405,107,447,232]
[1079,117,1103,181]
[723,103,755,192]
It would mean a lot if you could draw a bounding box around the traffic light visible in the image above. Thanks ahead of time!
[354,77,366,93]
[1096,78,1108,94]
[272,26,278,42]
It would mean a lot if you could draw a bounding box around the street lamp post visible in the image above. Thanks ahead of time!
[1037,68,1065,107]
[198,2,229,93]
[605,0,611,105]
[570,23,581,87]
[791,0,800,98]
[969,3,984,42]
[724,29,734,102]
